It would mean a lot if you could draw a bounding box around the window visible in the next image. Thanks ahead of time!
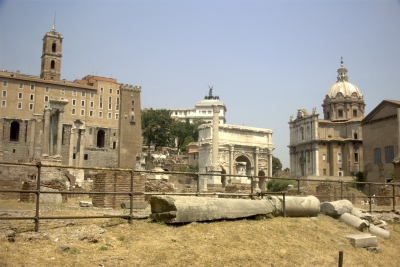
[323,169,326,175]
[116,89,119,95]
[100,87,104,93]
[72,100,76,106]
[322,154,326,161]
[80,110,85,116]
[19,83,24,89]
[2,91,6,97]
[353,109,357,117]
[90,101,94,108]
[30,94,34,101]
[73,90,77,96]
[354,152,359,163]
[89,110,93,117]
[116,97,119,110]
[71,108,76,115]
[99,111,103,118]
[374,148,381,164]
[84,154,88,160]
[108,112,112,119]
[99,96,103,109]
[52,42,56,52]
[97,130,105,148]
[10,121,20,141]
[50,60,55,69]
[17,102,22,109]
[45,86,50,92]
[1,100,5,107]
[327,112,330,119]
[337,152,342,163]
[3,81,8,87]
[338,110,343,117]
[354,133,358,139]
[30,84,35,90]
[82,91,86,97]
[61,88,65,94]
[81,100,85,107]
[108,96,112,110]
[115,113,119,120]
[385,146,394,163]
[29,103,33,110]
[44,96,49,102]
[109,88,112,94]
[113,141,116,149]
[90,92,94,98]
[131,100,134,105]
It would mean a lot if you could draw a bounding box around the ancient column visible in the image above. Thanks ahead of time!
[29,118,36,159]
[68,128,76,166]
[229,144,234,184]
[315,148,320,176]
[42,108,51,156]
[78,129,85,166]
[212,105,220,165]
[253,147,260,192]
[268,153,272,177]
[56,110,64,156]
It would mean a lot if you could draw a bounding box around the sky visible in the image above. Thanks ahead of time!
[1,0,400,168]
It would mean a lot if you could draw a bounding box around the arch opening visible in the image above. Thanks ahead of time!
[10,121,20,141]
[97,130,105,148]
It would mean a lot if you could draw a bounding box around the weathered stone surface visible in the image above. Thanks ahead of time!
[369,225,390,239]
[366,246,382,253]
[79,201,93,207]
[275,196,321,217]
[149,195,320,223]
[320,200,353,217]
[351,208,372,222]
[339,213,369,231]
[40,186,62,203]
[373,220,388,230]
[345,234,378,248]
[57,245,70,253]
[120,201,148,209]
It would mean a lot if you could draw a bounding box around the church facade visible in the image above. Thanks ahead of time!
[288,61,365,178]
[0,26,142,171]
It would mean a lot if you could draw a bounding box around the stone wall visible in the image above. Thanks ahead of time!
[0,165,37,200]
[376,185,400,206]
[20,179,68,203]
[315,182,357,203]
[92,171,145,208]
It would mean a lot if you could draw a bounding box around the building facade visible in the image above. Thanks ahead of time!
[288,60,365,178]
[167,88,227,124]
[0,26,142,172]
[361,100,400,186]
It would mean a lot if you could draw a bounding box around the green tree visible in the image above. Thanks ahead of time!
[272,156,282,175]
[141,109,175,151]
[170,120,188,152]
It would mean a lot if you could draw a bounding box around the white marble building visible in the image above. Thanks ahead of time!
[198,123,274,189]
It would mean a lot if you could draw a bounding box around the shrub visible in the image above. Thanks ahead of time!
[267,179,295,192]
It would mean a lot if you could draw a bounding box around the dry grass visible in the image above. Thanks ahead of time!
[1,198,400,267]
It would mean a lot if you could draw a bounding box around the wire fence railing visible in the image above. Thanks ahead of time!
[0,161,399,232]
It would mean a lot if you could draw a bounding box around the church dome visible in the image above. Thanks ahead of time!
[325,60,362,99]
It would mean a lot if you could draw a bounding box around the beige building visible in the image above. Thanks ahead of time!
[361,100,400,186]
[289,60,365,178]
[0,25,142,170]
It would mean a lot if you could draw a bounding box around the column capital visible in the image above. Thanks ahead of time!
[212,105,221,114]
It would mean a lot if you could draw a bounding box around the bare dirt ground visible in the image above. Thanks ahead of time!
[1,197,400,267]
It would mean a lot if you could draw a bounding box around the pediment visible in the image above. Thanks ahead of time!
[362,100,400,123]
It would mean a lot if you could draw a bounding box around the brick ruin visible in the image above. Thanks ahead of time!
[315,182,357,203]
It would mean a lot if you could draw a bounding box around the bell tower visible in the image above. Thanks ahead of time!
[40,24,63,81]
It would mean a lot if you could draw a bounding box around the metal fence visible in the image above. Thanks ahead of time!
[0,161,399,232]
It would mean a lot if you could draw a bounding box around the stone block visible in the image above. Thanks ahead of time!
[345,234,378,248]
[40,186,62,204]
[339,213,369,231]
[320,199,353,217]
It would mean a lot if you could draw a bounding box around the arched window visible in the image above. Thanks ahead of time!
[97,130,105,148]
[10,121,20,141]
[52,42,56,52]
[50,60,55,69]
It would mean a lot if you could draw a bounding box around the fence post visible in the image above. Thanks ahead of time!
[128,169,134,225]
[340,181,343,200]
[35,161,42,232]
[338,251,343,267]
[250,175,254,196]
[368,182,372,213]
[282,191,286,218]
[297,179,300,195]
[392,183,396,212]
[196,172,200,195]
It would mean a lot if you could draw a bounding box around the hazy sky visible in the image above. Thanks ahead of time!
[1,0,399,167]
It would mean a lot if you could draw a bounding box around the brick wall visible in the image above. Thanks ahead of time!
[92,171,145,208]
[20,179,68,202]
